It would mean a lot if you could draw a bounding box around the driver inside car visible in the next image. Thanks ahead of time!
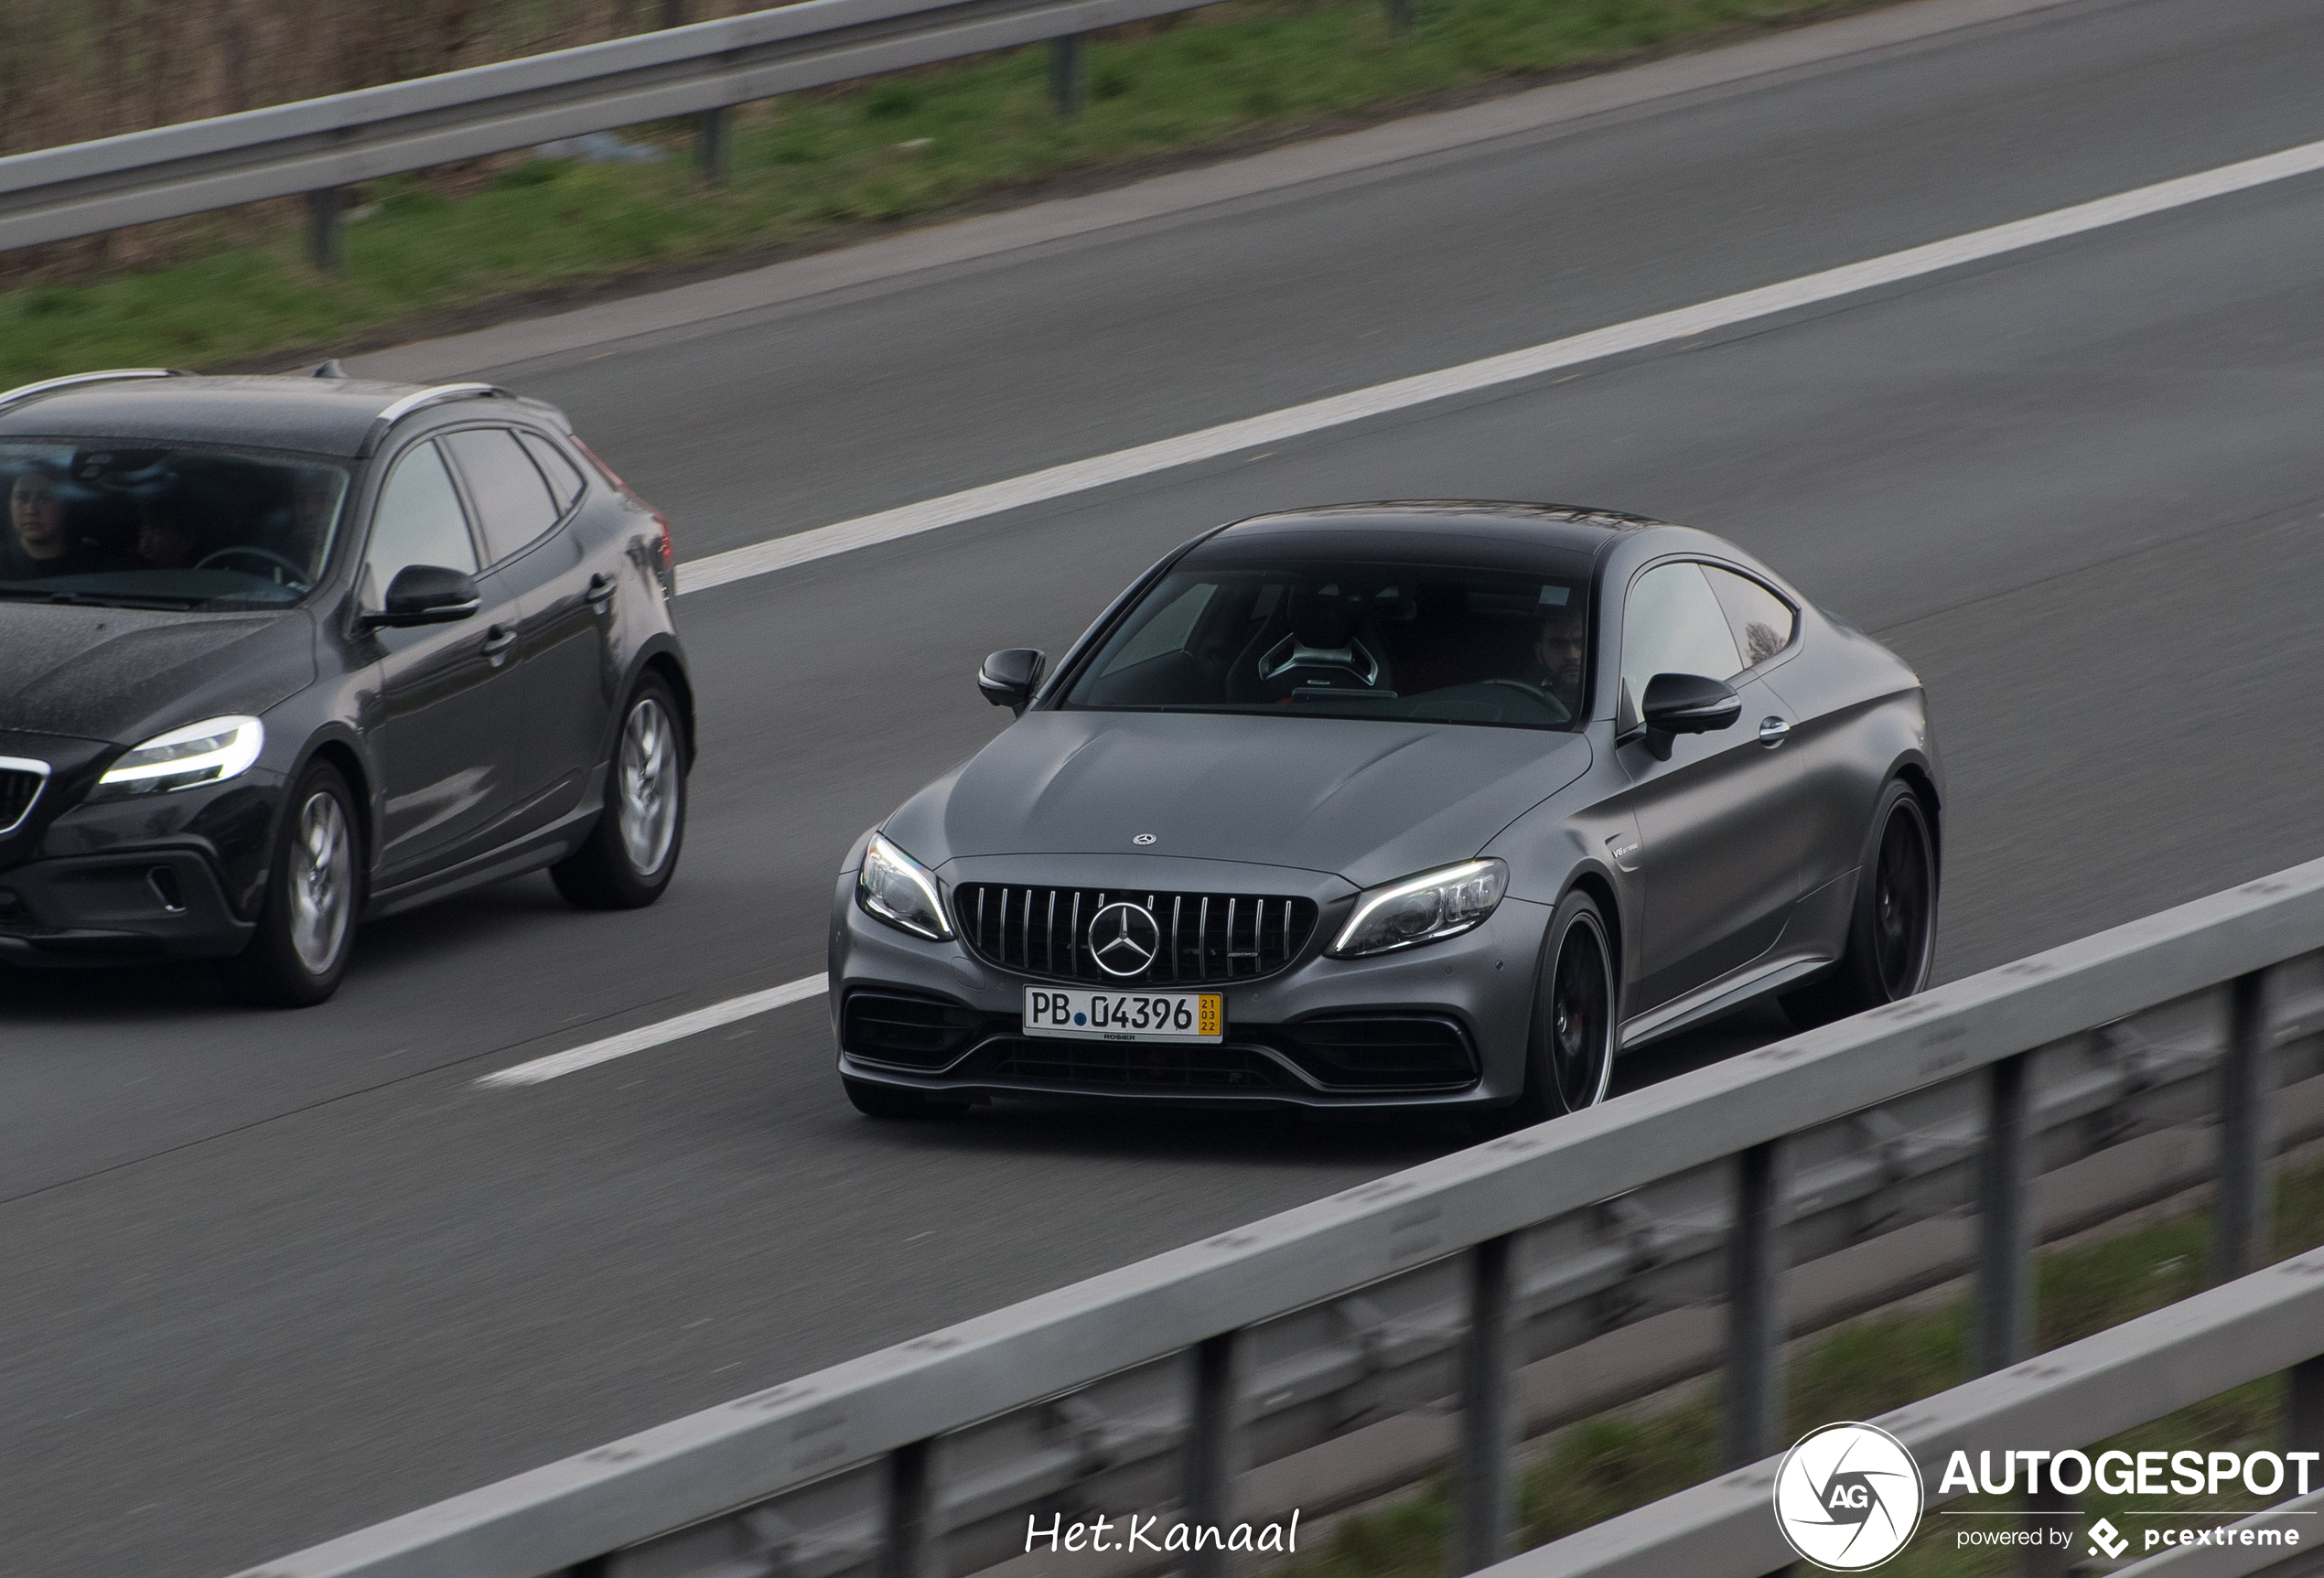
[134,493,205,570]
[1533,596,1587,714]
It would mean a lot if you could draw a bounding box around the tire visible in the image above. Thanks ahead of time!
[553,674,687,909]
[1506,888,1618,1127]
[221,761,360,1007]
[1781,778,1938,1030]
[843,1075,931,1120]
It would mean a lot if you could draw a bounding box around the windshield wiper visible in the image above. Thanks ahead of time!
[0,587,207,610]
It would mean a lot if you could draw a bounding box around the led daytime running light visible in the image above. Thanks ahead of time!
[99,715,264,792]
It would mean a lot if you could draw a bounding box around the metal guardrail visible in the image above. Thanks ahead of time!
[0,0,1322,270]
[1492,1245,2324,1578]
[232,854,2324,1578]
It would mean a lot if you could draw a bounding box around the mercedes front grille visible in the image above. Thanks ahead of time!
[952,884,1318,984]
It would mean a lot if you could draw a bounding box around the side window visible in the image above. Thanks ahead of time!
[1103,583,1217,675]
[1620,562,1743,715]
[363,441,476,604]
[1705,566,1796,670]
[441,428,559,565]
[516,430,587,514]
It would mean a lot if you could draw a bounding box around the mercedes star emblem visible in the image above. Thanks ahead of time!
[1087,901,1161,977]
[1133,832,1157,845]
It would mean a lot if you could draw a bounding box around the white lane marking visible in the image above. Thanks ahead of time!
[476,973,826,1087]
[676,133,2324,597]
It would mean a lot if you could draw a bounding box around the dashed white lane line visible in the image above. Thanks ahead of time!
[476,973,826,1087]
[674,131,2324,597]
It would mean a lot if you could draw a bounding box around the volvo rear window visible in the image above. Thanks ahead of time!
[0,441,349,609]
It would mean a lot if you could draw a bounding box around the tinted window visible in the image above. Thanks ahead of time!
[1621,563,1742,716]
[1062,558,1591,729]
[516,430,586,513]
[1705,566,1795,669]
[365,441,476,603]
[0,440,348,609]
[442,428,558,564]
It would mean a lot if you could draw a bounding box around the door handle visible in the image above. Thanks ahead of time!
[1758,716,1791,747]
[480,625,518,662]
[584,572,617,607]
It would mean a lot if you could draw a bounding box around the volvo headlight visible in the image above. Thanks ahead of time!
[1329,858,1507,958]
[857,832,952,941]
[96,715,264,796]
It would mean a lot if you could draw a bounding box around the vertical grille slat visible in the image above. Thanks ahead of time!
[952,883,1316,986]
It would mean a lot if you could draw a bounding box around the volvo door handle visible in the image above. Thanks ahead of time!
[1758,716,1791,747]
[480,625,518,662]
[584,573,617,606]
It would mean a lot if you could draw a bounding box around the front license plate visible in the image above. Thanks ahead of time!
[1023,987,1223,1043]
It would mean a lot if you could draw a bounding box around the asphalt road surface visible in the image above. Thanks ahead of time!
[7,1,2324,1573]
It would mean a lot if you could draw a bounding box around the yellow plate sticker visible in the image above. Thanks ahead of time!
[1199,994,1222,1037]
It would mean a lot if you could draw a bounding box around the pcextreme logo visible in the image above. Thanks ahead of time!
[1771,1422,1924,1571]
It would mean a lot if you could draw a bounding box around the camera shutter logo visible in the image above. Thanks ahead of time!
[1771,1422,1922,1571]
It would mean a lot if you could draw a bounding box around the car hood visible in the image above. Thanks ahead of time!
[888,710,1592,889]
[0,603,316,745]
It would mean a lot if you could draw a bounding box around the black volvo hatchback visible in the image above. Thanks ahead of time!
[0,368,694,1004]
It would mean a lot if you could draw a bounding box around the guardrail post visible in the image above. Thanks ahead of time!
[2213,967,2279,1284]
[306,187,342,273]
[1050,36,1085,121]
[1724,1138,1789,1469]
[1185,1330,1245,1578]
[1974,1051,2034,1377]
[2290,1355,2324,1455]
[695,106,730,187]
[1454,1233,1517,1573]
[883,1437,937,1578]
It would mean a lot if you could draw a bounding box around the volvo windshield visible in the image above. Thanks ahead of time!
[0,440,349,610]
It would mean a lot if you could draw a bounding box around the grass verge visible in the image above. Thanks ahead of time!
[1267,1161,2324,1578]
[0,0,1897,385]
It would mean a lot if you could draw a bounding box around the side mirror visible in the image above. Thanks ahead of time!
[978,648,1046,714]
[366,564,482,628]
[1632,672,1740,760]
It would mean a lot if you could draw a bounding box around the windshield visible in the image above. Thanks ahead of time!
[0,440,349,610]
[1062,557,1592,729]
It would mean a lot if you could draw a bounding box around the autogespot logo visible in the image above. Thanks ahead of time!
[1772,1422,1924,1571]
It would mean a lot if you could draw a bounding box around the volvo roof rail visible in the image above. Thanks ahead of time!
[358,382,512,456]
[0,368,189,414]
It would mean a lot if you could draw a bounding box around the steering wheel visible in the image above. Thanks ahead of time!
[1482,678,1572,725]
[195,545,311,588]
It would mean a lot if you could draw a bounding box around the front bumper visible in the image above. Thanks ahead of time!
[0,773,281,965]
[829,860,1551,1111]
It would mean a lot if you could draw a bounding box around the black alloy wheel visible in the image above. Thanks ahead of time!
[1870,796,1935,1001]
[1783,779,1938,1028]
[1510,888,1616,1125]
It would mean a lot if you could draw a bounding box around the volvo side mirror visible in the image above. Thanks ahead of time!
[978,648,1046,714]
[366,564,482,628]
[1632,672,1740,760]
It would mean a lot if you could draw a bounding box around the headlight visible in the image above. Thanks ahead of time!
[1329,858,1507,958]
[857,832,952,941]
[96,715,265,796]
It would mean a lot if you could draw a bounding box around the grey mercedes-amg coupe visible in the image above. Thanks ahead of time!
[829,503,1939,1120]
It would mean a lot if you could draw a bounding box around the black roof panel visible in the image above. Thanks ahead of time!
[0,375,438,457]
